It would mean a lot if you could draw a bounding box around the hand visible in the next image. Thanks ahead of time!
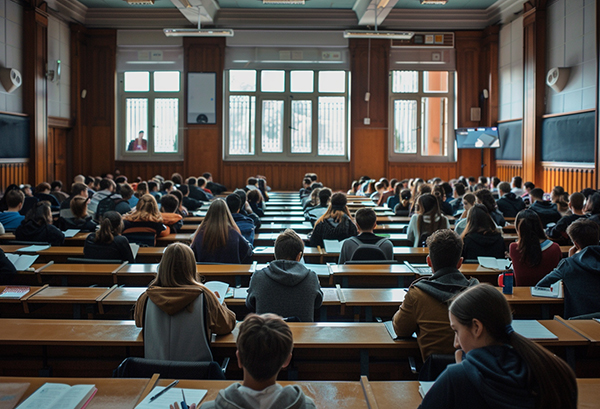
[455,349,465,363]
[170,403,180,409]
[568,246,577,257]
[213,291,221,299]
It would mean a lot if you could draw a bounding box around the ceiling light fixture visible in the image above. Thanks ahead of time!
[263,0,305,4]
[164,6,234,37]
[420,0,448,4]
[343,30,414,40]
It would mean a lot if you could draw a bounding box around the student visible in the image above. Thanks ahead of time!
[197,177,214,200]
[509,209,562,287]
[88,178,122,220]
[546,192,587,245]
[83,211,135,263]
[118,183,137,210]
[234,189,261,229]
[34,182,61,209]
[537,218,600,318]
[393,189,412,216]
[309,192,357,248]
[511,176,525,197]
[453,193,476,236]
[247,229,323,322]
[247,189,265,218]
[135,243,236,361]
[190,198,253,264]
[496,181,526,217]
[59,182,89,218]
[370,181,385,203]
[474,189,505,227]
[160,194,184,234]
[135,181,149,200]
[15,201,65,245]
[347,180,359,196]
[419,283,576,409]
[304,188,331,226]
[461,204,505,261]
[393,229,478,361]
[148,181,162,202]
[179,184,203,211]
[246,176,259,191]
[203,172,227,196]
[122,194,168,241]
[302,187,321,211]
[0,189,25,230]
[378,178,397,206]
[584,192,600,226]
[338,208,393,264]
[449,183,466,216]
[529,188,561,227]
[170,190,188,217]
[57,196,98,232]
[50,180,69,204]
[197,313,316,409]
[406,193,450,247]
[0,248,17,284]
[226,193,255,245]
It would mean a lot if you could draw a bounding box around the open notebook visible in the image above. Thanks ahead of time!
[16,383,97,409]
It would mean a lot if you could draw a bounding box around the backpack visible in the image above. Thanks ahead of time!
[95,195,126,221]
[348,237,390,261]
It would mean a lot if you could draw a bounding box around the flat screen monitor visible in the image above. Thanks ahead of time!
[455,127,500,149]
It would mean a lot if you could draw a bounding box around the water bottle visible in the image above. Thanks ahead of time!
[502,271,514,295]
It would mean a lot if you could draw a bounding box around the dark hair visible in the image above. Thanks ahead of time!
[567,218,600,249]
[70,196,89,219]
[171,173,183,185]
[498,181,511,194]
[71,182,88,196]
[491,177,501,188]
[468,176,476,183]
[478,176,488,185]
[187,177,197,186]
[247,177,258,186]
[171,190,184,207]
[179,184,189,196]
[148,181,158,191]
[84,176,94,186]
[115,176,127,184]
[461,204,497,239]
[449,284,577,409]
[163,181,174,191]
[247,189,262,204]
[515,209,546,266]
[530,188,545,200]
[161,194,179,213]
[5,189,24,208]
[315,192,352,226]
[51,180,62,190]
[99,178,115,192]
[233,188,247,205]
[585,192,600,214]
[474,189,498,214]
[119,183,134,201]
[569,192,584,211]
[400,189,411,206]
[225,193,242,214]
[303,177,312,186]
[318,188,332,206]
[415,194,445,237]
[426,229,463,270]
[25,201,52,226]
[35,182,51,194]
[440,182,452,198]
[581,188,597,199]
[453,183,466,196]
[274,229,304,260]
[197,177,207,188]
[524,181,536,190]
[310,173,318,182]
[355,208,377,231]
[202,172,212,179]
[95,211,123,244]
[512,176,523,188]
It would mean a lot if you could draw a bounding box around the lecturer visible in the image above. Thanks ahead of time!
[127,130,147,151]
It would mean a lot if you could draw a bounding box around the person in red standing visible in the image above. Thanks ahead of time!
[127,130,148,151]
[509,209,562,286]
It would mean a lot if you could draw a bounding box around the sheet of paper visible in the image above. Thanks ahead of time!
[129,243,140,259]
[477,256,511,270]
[323,239,342,253]
[204,281,229,304]
[0,382,30,409]
[233,287,248,299]
[63,230,80,238]
[134,387,207,409]
[47,385,96,409]
[17,245,51,253]
[419,381,435,398]
[512,320,558,340]
[305,263,330,277]
[6,254,39,271]
[16,383,72,409]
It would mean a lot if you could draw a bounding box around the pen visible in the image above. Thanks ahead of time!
[181,389,188,409]
[149,380,179,402]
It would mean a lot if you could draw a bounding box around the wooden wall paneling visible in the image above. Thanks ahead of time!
[0,162,29,188]
[387,163,458,182]
[23,5,48,185]
[70,24,86,178]
[114,162,184,181]
[496,161,523,183]
[481,26,500,176]
[541,165,595,193]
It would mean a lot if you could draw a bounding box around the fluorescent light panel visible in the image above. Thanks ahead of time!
[164,28,234,37]
[343,30,414,40]
[420,0,447,4]
[263,0,305,3]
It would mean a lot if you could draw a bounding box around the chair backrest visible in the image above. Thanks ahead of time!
[67,257,124,264]
[144,293,213,362]
[124,232,156,247]
[113,357,225,380]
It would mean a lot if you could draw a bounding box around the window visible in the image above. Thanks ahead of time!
[117,71,183,160]
[224,69,350,161]
[389,70,455,162]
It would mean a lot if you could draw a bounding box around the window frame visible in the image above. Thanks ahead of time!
[223,69,351,162]
[388,70,456,163]
[116,71,184,162]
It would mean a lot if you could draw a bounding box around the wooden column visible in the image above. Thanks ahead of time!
[23,3,48,184]
[481,25,500,176]
[70,23,86,179]
[522,0,547,185]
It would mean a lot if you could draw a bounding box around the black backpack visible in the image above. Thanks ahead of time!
[96,195,126,221]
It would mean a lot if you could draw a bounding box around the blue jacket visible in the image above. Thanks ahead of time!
[232,213,255,245]
[0,211,25,230]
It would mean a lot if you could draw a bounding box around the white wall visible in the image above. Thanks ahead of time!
[546,0,596,114]
[0,0,23,113]
[498,16,524,121]
[48,15,70,118]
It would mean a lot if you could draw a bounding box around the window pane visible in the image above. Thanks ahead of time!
[392,71,418,93]
[318,71,345,93]
[124,72,150,92]
[154,98,178,153]
[393,100,417,153]
[421,97,448,156]
[261,100,284,153]
[318,96,345,155]
[125,98,148,152]
[230,70,257,92]
[154,71,180,92]
[291,71,314,93]
[229,95,256,155]
[424,71,448,93]
[291,100,312,153]
[261,71,285,93]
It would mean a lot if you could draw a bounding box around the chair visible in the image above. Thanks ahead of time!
[414,354,456,381]
[345,259,398,265]
[350,246,388,261]
[569,312,600,320]
[67,257,124,264]
[113,357,227,380]
[124,232,156,247]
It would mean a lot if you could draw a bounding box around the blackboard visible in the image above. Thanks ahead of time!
[495,120,522,161]
[541,111,595,163]
[0,113,29,159]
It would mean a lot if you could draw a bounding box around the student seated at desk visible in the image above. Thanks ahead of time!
[308,192,357,248]
[122,194,168,242]
[393,229,478,361]
[461,205,505,261]
[0,189,25,230]
[191,199,253,264]
[247,229,323,322]
[226,193,255,246]
[135,243,236,361]
[160,194,183,234]
[247,189,265,218]
[191,313,316,409]
[419,284,576,409]
[304,188,331,226]
[406,193,450,247]
[338,208,393,264]
[57,196,98,232]
[15,201,65,246]
[537,219,600,319]
[0,248,17,284]
[546,192,587,246]
[84,211,135,263]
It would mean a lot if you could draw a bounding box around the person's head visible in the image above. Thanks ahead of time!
[186,177,197,186]
[71,182,88,198]
[309,188,321,207]
[462,204,497,239]
[5,189,24,210]
[25,201,52,226]
[355,208,377,233]
[247,189,262,204]
[226,193,242,214]
[524,181,535,192]
[514,209,546,266]
[315,192,352,226]
[35,182,51,195]
[247,177,258,187]
[196,198,239,253]
[303,177,312,188]
[318,188,332,207]
[152,243,199,287]
[135,181,148,197]
[568,192,584,212]
[440,182,452,200]
[498,181,511,195]
[467,176,476,185]
[379,178,389,190]
[179,184,190,197]
[119,183,134,201]
[453,183,466,198]
[551,186,565,203]
[478,176,488,186]
[95,211,123,244]
[567,218,600,251]
[511,176,523,188]
[462,193,476,212]
[474,189,497,214]
[426,229,463,271]
[148,181,159,192]
[171,190,184,207]
[70,196,90,219]
[171,173,183,186]
[529,188,545,202]
[74,174,85,184]
[99,178,116,193]
[449,284,576,409]
[197,177,207,188]
[491,177,501,189]
[125,194,162,223]
[163,181,174,193]
[160,194,179,214]
[274,229,304,261]
[584,192,600,214]
[20,184,32,196]
[51,181,63,191]
[400,189,412,207]
[202,172,213,182]
[350,180,359,193]
[309,173,318,182]
[236,314,293,382]
[375,182,384,193]
[415,193,439,216]
[138,130,144,140]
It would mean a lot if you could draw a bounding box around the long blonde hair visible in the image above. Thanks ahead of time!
[123,194,163,223]
[193,198,240,253]
[151,243,200,287]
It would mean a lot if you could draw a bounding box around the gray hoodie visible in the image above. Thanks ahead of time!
[246,260,323,322]
[200,383,316,409]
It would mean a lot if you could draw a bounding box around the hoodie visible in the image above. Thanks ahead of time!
[393,267,479,360]
[419,345,535,409]
[161,212,183,234]
[537,245,600,318]
[15,220,65,246]
[200,383,316,409]
[246,260,323,322]
[309,215,357,247]
[0,211,25,230]
[529,200,561,227]
[462,232,506,261]
[496,192,526,218]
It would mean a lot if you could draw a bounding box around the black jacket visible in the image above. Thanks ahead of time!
[496,193,525,218]
[0,249,17,284]
[57,216,98,232]
[462,232,506,261]
[546,213,587,245]
[84,233,135,263]
[530,200,561,227]
[15,220,65,246]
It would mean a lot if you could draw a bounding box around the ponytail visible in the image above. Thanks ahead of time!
[94,211,123,244]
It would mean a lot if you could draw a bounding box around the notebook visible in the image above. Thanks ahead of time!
[16,383,97,409]
[17,245,50,253]
[204,281,229,304]
[5,254,38,271]
[0,287,30,299]
[63,230,80,238]
[477,257,511,270]
[512,320,558,340]
[323,239,342,253]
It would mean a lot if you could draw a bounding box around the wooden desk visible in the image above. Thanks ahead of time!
[558,318,600,343]
[253,245,322,263]
[23,286,113,318]
[1,245,166,264]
